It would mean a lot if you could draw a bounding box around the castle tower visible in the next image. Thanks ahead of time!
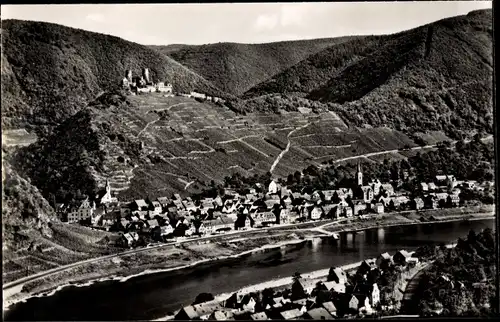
[142,68,150,83]
[356,162,363,186]
[126,70,132,83]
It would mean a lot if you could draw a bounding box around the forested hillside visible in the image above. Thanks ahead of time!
[310,9,493,140]
[153,37,354,95]
[414,228,496,317]
[241,9,493,141]
[1,20,230,136]
[242,36,384,98]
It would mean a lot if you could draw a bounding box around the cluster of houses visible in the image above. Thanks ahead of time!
[174,249,420,320]
[56,164,490,247]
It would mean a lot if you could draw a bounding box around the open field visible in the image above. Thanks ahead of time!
[2,223,120,284]
[2,129,38,147]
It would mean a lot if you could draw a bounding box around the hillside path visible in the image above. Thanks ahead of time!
[269,122,311,174]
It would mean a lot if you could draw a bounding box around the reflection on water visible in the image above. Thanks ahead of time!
[5,219,495,321]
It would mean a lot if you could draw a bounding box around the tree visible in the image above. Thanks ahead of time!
[291,272,306,300]
[193,292,214,305]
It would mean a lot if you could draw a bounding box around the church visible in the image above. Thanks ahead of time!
[96,179,118,205]
[354,162,374,203]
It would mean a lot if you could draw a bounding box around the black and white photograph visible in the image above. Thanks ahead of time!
[1,1,496,320]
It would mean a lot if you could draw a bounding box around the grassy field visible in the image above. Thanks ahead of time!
[2,129,38,147]
[2,223,120,284]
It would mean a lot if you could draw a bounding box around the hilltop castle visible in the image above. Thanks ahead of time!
[121,68,173,94]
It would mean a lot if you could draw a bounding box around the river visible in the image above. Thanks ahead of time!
[3,218,495,321]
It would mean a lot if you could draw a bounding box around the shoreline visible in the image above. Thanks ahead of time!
[3,211,495,312]
[327,211,495,234]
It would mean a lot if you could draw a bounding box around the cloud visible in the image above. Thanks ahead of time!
[254,13,279,31]
[86,13,104,22]
[253,3,312,31]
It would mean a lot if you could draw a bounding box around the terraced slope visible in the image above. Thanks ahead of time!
[13,92,417,204]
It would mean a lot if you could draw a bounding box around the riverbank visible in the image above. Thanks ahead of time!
[3,208,495,312]
[2,231,319,311]
[323,206,495,234]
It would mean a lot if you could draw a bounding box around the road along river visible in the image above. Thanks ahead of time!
[3,218,494,321]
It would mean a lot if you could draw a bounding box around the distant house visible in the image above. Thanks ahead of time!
[151,201,162,214]
[160,224,174,236]
[369,283,381,307]
[427,182,438,191]
[411,198,425,210]
[67,197,95,223]
[157,197,170,211]
[463,181,477,190]
[350,294,371,311]
[303,307,334,320]
[190,92,206,100]
[322,190,336,202]
[208,310,234,321]
[390,196,409,210]
[250,312,268,320]
[344,207,353,218]
[360,186,374,202]
[424,195,439,209]
[322,301,337,316]
[352,200,367,216]
[329,267,348,284]
[268,180,279,194]
[297,279,318,295]
[146,219,159,230]
[122,231,140,247]
[447,194,460,207]
[279,308,303,320]
[310,206,323,220]
[393,250,412,266]
[278,209,290,224]
[357,259,377,276]
[175,300,226,320]
[156,82,173,93]
[264,199,281,210]
[133,199,149,211]
[323,281,346,294]
[380,183,395,196]
[311,191,322,203]
[370,179,382,196]
[376,252,393,269]
[420,182,429,192]
[374,203,384,214]
[252,212,276,227]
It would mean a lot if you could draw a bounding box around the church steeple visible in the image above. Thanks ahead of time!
[356,161,363,186]
[105,179,111,194]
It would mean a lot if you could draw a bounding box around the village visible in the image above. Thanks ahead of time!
[174,249,425,320]
[55,154,491,249]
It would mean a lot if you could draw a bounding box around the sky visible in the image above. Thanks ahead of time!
[2,2,493,45]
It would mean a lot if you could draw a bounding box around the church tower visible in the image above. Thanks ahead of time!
[105,179,111,194]
[356,162,363,186]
